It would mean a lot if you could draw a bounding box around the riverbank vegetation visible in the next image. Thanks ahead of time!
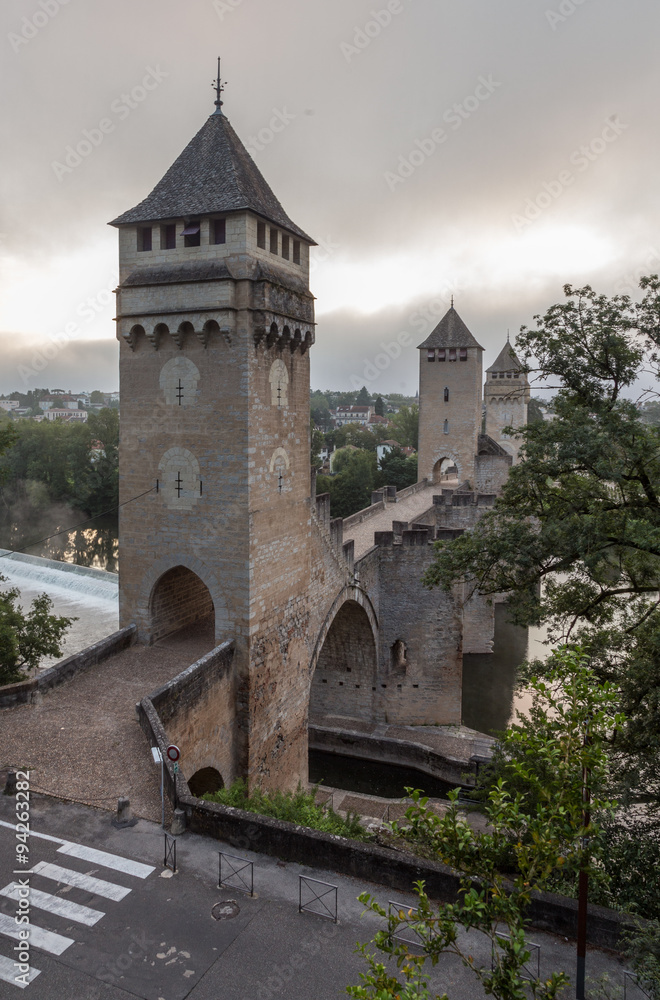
[201,779,367,840]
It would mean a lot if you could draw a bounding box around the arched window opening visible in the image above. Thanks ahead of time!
[391,639,407,672]
[269,360,289,407]
[444,386,449,403]
[443,419,449,434]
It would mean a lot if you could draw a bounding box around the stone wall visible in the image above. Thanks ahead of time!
[143,640,241,787]
[418,346,482,484]
[475,453,512,493]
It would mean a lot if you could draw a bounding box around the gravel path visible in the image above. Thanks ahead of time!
[0,619,214,823]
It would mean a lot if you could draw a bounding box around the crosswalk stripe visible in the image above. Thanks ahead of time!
[57,843,154,879]
[30,862,131,902]
[0,820,67,845]
[0,884,104,927]
[0,912,74,956]
[0,953,40,989]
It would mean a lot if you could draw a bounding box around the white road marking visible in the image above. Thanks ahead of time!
[0,912,74,956]
[29,862,131,901]
[57,843,154,879]
[0,820,67,845]
[0,884,104,926]
[0,953,40,989]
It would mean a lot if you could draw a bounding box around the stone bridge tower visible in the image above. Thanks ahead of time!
[484,338,530,463]
[417,305,484,485]
[110,86,317,791]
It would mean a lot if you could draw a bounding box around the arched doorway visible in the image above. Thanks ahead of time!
[432,457,459,482]
[188,767,224,797]
[310,600,377,723]
[149,566,214,644]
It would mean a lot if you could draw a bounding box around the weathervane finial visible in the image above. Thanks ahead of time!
[507,328,510,342]
[451,294,454,308]
[212,57,225,115]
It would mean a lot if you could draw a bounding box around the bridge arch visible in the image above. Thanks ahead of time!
[309,588,378,723]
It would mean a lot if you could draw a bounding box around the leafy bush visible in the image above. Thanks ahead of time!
[202,779,368,841]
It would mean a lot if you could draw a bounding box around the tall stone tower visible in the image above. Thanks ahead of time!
[417,305,484,484]
[110,85,316,791]
[484,339,530,463]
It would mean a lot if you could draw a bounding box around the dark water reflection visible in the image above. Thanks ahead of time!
[0,514,118,573]
[463,603,538,735]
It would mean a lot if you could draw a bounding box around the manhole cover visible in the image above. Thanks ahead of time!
[212,900,240,921]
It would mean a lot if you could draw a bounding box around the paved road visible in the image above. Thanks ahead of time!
[0,793,625,999]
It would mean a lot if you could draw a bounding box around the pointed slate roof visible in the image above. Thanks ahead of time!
[109,112,314,243]
[487,340,525,374]
[417,306,483,350]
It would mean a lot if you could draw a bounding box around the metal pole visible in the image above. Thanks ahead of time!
[576,719,590,1000]
[161,756,165,830]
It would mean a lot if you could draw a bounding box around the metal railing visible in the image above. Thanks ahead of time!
[388,900,426,950]
[624,971,654,999]
[163,834,176,873]
[218,852,254,896]
[491,933,540,982]
[299,875,337,923]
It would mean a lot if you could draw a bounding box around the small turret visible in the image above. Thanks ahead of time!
[483,338,530,463]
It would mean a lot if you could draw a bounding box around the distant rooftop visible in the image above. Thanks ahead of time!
[418,305,483,351]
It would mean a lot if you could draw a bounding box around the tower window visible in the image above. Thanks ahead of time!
[161,224,176,250]
[281,234,290,260]
[293,240,301,265]
[437,348,446,362]
[427,350,435,362]
[137,227,152,252]
[257,222,266,248]
[270,228,279,254]
[514,373,519,379]
[212,218,226,245]
[444,419,449,434]
[507,372,512,378]
[448,348,457,361]
[459,347,467,361]
[182,221,201,247]
[444,387,449,402]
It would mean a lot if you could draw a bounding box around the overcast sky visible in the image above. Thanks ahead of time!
[0,0,658,397]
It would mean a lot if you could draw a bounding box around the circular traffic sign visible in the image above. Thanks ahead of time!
[166,744,180,763]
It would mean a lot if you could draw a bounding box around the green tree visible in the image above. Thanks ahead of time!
[388,404,419,450]
[348,648,620,1000]
[357,385,372,406]
[527,396,546,423]
[0,577,74,685]
[423,278,660,911]
[376,447,418,491]
[89,390,105,404]
[329,449,377,518]
[311,426,325,468]
[375,395,385,417]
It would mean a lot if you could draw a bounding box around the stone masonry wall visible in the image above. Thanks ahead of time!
[148,641,241,787]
